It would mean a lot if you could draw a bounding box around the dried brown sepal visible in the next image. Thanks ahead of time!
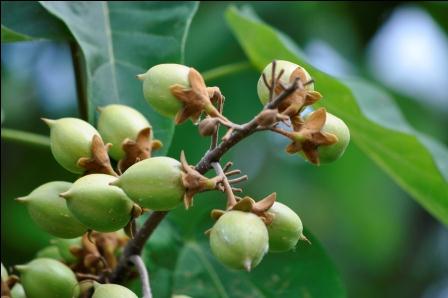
[284,108,338,165]
[70,231,129,279]
[256,109,289,128]
[209,193,277,226]
[77,135,118,177]
[170,68,228,124]
[273,67,322,117]
[210,209,226,220]
[231,197,256,212]
[118,127,163,174]
[179,151,224,209]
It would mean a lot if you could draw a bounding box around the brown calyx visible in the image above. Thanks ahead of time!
[284,108,338,165]
[274,67,323,118]
[118,127,163,174]
[170,68,228,124]
[77,135,118,177]
[70,231,129,282]
[210,192,277,225]
[179,151,224,209]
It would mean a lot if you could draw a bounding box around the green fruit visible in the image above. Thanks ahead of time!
[11,283,27,298]
[61,174,134,232]
[210,211,269,271]
[16,182,87,238]
[305,111,350,164]
[92,282,137,298]
[16,258,79,298]
[1,262,8,281]
[51,238,82,264]
[43,117,100,174]
[112,157,184,211]
[266,202,304,252]
[137,64,190,118]
[97,104,151,160]
[257,60,314,105]
[36,246,63,261]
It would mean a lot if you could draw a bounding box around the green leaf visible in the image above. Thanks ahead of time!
[225,6,448,225]
[143,198,345,298]
[39,1,199,152]
[1,1,71,42]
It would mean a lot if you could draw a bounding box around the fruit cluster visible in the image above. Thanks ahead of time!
[4,59,349,297]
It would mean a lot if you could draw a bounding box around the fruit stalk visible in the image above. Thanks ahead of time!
[129,255,152,298]
[108,67,300,284]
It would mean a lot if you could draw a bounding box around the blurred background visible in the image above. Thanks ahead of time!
[2,2,447,298]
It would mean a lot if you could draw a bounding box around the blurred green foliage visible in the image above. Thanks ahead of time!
[2,2,447,298]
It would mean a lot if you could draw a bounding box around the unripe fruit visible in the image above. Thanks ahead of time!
[43,117,100,174]
[36,245,63,261]
[210,211,269,271]
[16,182,87,238]
[51,238,82,263]
[61,174,134,232]
[11,283,26,298]
[97,104,151,160]
[16,258,79,298]
[92,282,137,298]
[305,111,350,164]
[266,202,303,252]
[257,60,314,105]
[137,64,190,118]
[112,157,184,211]
[1,262,7,281]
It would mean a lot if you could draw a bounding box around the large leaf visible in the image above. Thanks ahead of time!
[225,6,448,225]
[1,1,71,42]
[143,198,346,298]
[39,1,199,152]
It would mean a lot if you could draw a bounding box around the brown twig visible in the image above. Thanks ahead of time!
[107,65,300,284]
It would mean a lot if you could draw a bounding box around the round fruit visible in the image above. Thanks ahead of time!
[51,238,82,264]
[43,117,100,174]
[97,104,151,160]
[305,111,350,164]
[16,182,87,238]
[16,258,79,298]
[137,64,190,118]
[257,60,314,105]
[210,211,269,271]
[92,282,137,298]
[111,157,184,211]
[266,202,304,252]
[11,283,26,298]
[61,174,134,232]
[36,245,63,261]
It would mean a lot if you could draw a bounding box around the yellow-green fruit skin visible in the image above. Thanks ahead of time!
[303,111,350,164]
[210,211,269,271]
[36,246,64,261]
[97,104,151,160]
[92,283,137,298]
[1,262,7,281]
[17,258,79,298]
[113,157,184,211]
[64,174,134,232]
[267,202,303,252]
[51,238,82,264]
[45,118,99,174]
[11,283,26,298]
[257,60,314,105]
[18,182,87,238]
[140,64,190,118]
